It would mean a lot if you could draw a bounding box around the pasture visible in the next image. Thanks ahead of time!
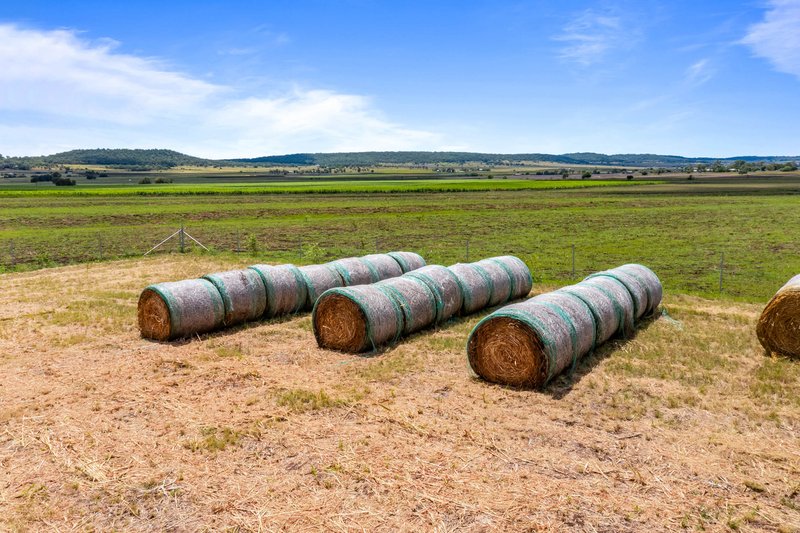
[0,173,799,301]
[0,170,799,530]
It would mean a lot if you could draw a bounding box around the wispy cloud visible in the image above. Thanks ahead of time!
[0,24,438,158]
[555,9,627,66]
[741,0,800,80]
[685,58,714,85]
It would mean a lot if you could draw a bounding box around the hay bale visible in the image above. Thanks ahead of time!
[405,265,464,323]
[248,264,307,318]
[313,285,404,353]
[585,268,649,320]
[487,256,533,300]
[757,274,800,358]
[467,290,596,388]
[474,259,513,306]
[616,264,663,315]
[202,269,267,326]
[560,276,635,344]
[362,253,404,280]
[329,257,380,286]
[138,279,225,341]
[297,264,344,310]
[375,276,437,334]
[387,251,426,273]
[448,263,493,314]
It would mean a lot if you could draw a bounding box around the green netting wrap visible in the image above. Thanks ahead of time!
[474,259,513,306]
[329,257,381,286]
[297,264,345,310]
[387,251,426,273]
[202,269,267,326]
[248,264,308,318]
[585,269,649,320]
[616,264,663,315]
[361,253,404,280]
[312,285,404,353]
[375,276,437,335]
[138,279,225,341]
[405,265,464,324]
[757,274,800,359]
[467,263,660,388]
[448,262,494,314]
[487,256,533,300]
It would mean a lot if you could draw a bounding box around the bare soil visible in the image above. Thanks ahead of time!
[1,257,798,531]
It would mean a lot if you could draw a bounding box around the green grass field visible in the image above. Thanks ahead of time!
[1,173,799,302]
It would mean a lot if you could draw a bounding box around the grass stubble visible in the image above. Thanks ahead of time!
[0,257,798,531]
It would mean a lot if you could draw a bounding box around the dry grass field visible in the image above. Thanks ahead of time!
[1,257,798,531]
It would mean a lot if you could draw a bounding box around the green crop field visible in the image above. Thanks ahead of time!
[1,172,799,302]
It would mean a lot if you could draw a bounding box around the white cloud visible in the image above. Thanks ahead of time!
[555,9,626,66]
[741,0,800,80]
[685,58,713,85]
[0,24,439,158]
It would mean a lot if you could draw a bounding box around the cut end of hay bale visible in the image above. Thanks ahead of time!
[313,292,369,352]
[757,280,800,359]
[468,316,548,388]
[138,288,172,341]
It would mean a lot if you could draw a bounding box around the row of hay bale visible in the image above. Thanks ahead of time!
[757,274,800,359]
[137,251,425,341]
[312,256,533,353]
[467,264,663,389]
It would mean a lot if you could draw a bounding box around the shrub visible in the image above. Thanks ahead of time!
[138,177,152,184]
[581,171,592,179]
[154,177,173,184]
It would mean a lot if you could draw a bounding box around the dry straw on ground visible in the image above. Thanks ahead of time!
[468,264,657,388]
[1,257,798,531]
[757,273,800,358]
[137,279,225,341]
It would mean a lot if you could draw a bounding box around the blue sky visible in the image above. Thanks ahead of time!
[1,0,799,158]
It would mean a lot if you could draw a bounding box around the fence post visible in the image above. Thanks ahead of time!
[571,244,576,279]
[98,234,104,260]
[719,252,724,294]
[236,231,241,253]
[179,225,185,253]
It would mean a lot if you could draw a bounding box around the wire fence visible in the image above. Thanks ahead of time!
[0,226,795,303]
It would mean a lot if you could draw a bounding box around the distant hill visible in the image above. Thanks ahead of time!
[235,151,799,168]
[3,148,798,169]
[4,148,215,169]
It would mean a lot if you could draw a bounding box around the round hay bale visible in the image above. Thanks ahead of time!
[560,275,635,344]
[585,268,649,320]
[329,257,380,286]
[248,264,307,318]
[474,258,514,306]
[297,264,344,310]
[202,269,267,326]
[376,276,437,334]
[757,274,800,358]
[387,251,426,273]
[361,253,404,280]
[138,279,225,341]
[616,264,663,315]
[448,262,493,314]
[313,285,404,353]
[405,265,464,323]
[467,290,596,388]
[485,256,533,300]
